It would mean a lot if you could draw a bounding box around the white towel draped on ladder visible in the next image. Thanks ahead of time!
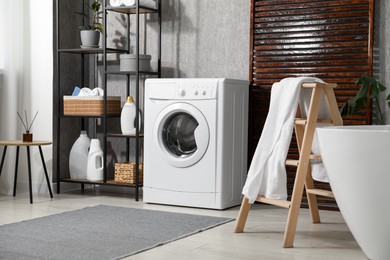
[242,77,331,204]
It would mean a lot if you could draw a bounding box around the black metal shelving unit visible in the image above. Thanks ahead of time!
[54,0,161,201]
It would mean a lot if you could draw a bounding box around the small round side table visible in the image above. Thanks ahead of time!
[0,140,53,204]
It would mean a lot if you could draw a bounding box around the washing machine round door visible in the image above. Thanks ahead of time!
[154,103,210,168]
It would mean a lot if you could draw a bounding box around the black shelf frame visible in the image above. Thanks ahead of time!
[106,71,159,75]
[60,178,143,187]
[105,5,159,14]
[58,114,120,118]
[54,0,161,201]
[106,133,145,138]
[58,47,128,54]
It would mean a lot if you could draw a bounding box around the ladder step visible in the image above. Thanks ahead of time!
[301,82,337,88]
[306,188,334,198]
[286,159,299,166]
[256,196,291,208]
[285,154,322,167]
[295,118,333,125]
[310,154,322,161]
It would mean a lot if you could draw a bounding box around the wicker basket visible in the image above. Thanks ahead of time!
[63,96,121,116]
[114,162,143,184]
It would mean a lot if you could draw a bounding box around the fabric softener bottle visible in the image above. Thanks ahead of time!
[121,96,137,135]
[87,139,104,182]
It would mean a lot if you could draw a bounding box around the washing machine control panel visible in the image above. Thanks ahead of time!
[176,83,217,100]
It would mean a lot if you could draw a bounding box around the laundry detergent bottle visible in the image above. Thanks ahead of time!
[87,139,104,182]
[69,130,90,179]
[121,96,137,135]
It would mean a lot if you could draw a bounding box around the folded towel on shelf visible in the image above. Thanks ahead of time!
[109,0,122,7]
[110,0,157,8]
[78,87,104,97]
[242,77,330,204]
[122,0,157,8]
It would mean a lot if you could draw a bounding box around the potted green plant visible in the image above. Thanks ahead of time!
[75,0,104,48]
[340,75,388,125]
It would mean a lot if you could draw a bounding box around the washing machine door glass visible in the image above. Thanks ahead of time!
[163,113,198,157]
[154,103,210,168]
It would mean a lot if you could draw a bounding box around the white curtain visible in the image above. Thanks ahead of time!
[0,0,53,195]
[0,0,31,194]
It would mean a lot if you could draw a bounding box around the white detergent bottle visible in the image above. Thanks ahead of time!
[87,139,104,182]
[121,96,137,135]
[69,131,90,179]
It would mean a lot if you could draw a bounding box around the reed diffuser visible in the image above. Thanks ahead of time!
[17,111,38,142]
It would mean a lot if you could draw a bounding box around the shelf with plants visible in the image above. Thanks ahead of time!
[54,0,161,200]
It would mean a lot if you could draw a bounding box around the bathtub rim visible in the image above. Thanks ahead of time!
[316,124,390,132]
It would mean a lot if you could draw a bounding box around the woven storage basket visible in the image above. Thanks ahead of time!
[63,96,121,116]
[114,162,143,184]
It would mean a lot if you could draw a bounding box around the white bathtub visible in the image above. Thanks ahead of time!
[316,125,390,260]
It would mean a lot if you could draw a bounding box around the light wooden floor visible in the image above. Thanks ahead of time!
[0,188,367,260]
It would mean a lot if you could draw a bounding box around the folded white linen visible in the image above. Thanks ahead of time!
[123,0,156,8]
[110,0,123,7]
[242,77,330,204]
[78,87,104,97]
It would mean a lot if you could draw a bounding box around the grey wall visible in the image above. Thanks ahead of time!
[160,0,250,79]
[377,1,390,123]
[100,0,250,81]
[98,0,250,90]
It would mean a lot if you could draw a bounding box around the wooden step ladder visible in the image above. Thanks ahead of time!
[234,82,343,248]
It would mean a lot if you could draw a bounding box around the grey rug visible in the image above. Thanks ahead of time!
[0,205,233,260]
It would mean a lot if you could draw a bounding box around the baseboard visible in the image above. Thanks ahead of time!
[11,181,142,198]
[12,181,90,194]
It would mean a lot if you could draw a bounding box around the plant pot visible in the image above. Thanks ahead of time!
[80,30,100,48]
[120,54,152,72]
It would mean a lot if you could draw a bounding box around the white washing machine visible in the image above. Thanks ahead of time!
[143,78,249,209]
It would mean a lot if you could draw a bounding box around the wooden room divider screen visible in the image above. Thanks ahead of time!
[248,0,374,210]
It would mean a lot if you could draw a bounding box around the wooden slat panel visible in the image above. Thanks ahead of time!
[256,4,368,17]
[253,53,369,61]
[248,0,374,211]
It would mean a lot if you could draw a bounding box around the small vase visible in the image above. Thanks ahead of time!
[23,131,33,142]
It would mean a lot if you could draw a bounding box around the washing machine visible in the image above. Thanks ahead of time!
[143,78,249,209]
